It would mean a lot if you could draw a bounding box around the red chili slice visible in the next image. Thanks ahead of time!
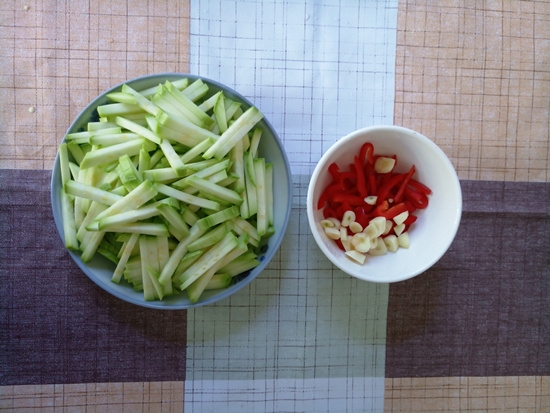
[339,171,356,189]
[403,214,418,233]
[394,165,416,203]
[374,200,389,216]
[404,200,417,214]
[336,202,352,220]
[332,193,365,206]
[353,206,371,228]
[376,174,404,205]
[378,202,408,220]
[354,155,368,198]
[328,162,340,181]
[362,162,377,195]
[317,182,345,209]
[404,187,429,209]
[359,142,374,165]
[408,178,432,195]
[403,214,417,226]
[323,207,337,219]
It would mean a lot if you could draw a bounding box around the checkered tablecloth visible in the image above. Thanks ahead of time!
[1,1,549,412]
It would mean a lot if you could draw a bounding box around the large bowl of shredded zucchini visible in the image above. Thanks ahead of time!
[51,73,292,309]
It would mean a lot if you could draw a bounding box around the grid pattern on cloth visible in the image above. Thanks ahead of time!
[189,0,399,177]
[385,181,550,378]
[384,376,550,412]
[0,171,187,386]
[0,382,184,412]
[185,1,398,410]
[394,0,550,182]
[186,378,385,413]
[0,0,190,170]
[185,174,389,412]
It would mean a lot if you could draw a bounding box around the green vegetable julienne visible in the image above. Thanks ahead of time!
[58,78,274,303]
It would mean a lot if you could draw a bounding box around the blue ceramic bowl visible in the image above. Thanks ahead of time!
[51,73,292,309]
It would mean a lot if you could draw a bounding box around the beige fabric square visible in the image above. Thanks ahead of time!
[384,376,549,412]
[395,1,549,182]
[0,382,184,411]
[0,1,190,170]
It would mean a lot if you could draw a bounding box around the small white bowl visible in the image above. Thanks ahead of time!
[51,73,293,309]
[307,125,462,283]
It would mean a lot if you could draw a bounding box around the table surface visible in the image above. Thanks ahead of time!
[1,1,549,412]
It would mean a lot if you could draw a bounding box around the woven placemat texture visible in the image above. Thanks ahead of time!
[2,0,550,411]
[385,181,550,378]
[0,170,187,387]
[384,376,550,412]
[394,1,550,182]
[0,382,184,412]
[0,0,190,170]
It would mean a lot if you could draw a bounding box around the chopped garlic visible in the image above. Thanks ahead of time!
[321,219,335,228]
[339,227,348,241]
[384,235,399,253]
[349,221,363,233]
[371,216,386,233]
[341,210,355,227]
[346,249,366,264]
[320,208,413,265]
[393,223,405,237]
[324,227,341,240]
[364,196,377,205]
[374,157,396,174]
[393,210,409,226]
[369,236,378,249]
[326,217,341,228]
[341,238,352,252]
[352,233,370,253]
[363,222,379,239]
[397,232,410,248]
[369,238,388,256]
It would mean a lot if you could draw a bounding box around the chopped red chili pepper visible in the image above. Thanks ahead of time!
[374,200,389,216]
[404,200,417,214]
[403,214,418,233]
[317,141,432,256]
[354,155,368,198]
[332,193,365,206]
[394,165,416,203]
[328,162,340,181]
[359,142,374,165]
[336,202,352,220]
[408,178,432,195]
[404,187,429,209]
[317,182,345,209]
[361,162,377,195]
[339,171,356,189]
[323,207,337,219]
[354,206,372,228]
[403,214,417,226]
[376,174,404,205]
[378,202,408,220]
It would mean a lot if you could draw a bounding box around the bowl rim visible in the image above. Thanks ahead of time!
[306,124,462,283]
[50,72,293,309]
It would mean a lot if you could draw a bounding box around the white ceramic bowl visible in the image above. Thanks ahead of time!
[307,125,462,283]
[51,73,292,309]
